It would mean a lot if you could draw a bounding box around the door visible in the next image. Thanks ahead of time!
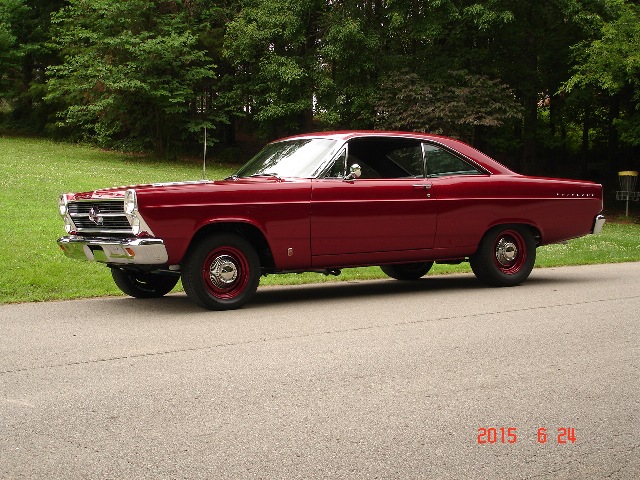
[310,137,437,265]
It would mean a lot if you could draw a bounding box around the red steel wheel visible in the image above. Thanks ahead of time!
[182,234,261,310]
[202,246,251,300]
[470,225,536,287]
[492,229,527,275]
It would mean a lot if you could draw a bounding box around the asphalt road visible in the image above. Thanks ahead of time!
[1,263,639,479]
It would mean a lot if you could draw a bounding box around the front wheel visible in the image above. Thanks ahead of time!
[470,225,536,287]
[380,261,434,281]
[182,234,261,310]
[111,268,179,298]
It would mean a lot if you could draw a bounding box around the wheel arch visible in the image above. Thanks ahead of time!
[187,221,275,271]
[481,221,542,249]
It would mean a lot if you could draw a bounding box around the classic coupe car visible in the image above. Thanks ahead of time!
[57,131,605,310]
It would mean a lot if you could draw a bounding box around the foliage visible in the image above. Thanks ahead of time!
[0,0,65,130]
[373,70,522,143]
[315,1,384,129]
[564,2,640,148]
[0,0,639,176]
[223,0,326,137]
[46,0,218,154]
[0,0,25,98]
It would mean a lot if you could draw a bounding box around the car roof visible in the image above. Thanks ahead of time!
[278,130,516,175]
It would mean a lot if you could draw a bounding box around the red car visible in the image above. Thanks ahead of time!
[57,131,605,310]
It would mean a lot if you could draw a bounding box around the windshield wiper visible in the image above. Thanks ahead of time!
[224,174,239,180]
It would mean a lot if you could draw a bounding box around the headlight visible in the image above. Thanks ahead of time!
[124,189,137,214]
[58,194,69,216]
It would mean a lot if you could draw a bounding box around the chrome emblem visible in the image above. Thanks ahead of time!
[88,206,104,225]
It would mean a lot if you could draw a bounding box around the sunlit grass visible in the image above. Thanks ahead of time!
[1,135,638,304]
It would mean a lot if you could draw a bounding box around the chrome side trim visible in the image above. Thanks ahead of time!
[592,215,606,234]
[57,236,168,265]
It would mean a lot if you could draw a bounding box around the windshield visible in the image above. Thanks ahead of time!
[234,138,338,178]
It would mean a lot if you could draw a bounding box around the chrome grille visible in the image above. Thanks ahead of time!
[69,201,124,214]
[68,200,132,233]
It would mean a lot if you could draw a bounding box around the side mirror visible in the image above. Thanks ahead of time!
[344,164,362,181]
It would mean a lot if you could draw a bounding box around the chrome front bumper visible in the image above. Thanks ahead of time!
[57,236,168,265]
[592,215,606,235]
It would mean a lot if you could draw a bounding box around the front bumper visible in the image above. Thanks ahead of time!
[592,215,606,235]
[58,236,168,265]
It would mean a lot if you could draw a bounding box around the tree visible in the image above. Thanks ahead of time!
[46,0,218,155]
[451,0,618,173]
[0,0,64,130]
[564,2,640,172]
[0,0,24,102]
[223,0,326,138]
[315,0,385,129]
[373,70,522,145]
[1,0,635,184]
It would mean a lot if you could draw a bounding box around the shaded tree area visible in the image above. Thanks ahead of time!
[1,0,65,130]
[1,0,639,181]
[46,0,223,155]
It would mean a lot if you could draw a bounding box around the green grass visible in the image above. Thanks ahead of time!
[1,135,639,304]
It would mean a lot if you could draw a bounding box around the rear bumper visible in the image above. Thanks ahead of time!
[592,215,606,234]
[57,236,168,265]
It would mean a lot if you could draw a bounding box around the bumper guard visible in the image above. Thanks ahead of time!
[592,215,606,235]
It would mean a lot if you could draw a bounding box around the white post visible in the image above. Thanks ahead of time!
[203,127,207,180]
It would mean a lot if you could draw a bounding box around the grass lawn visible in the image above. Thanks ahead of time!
[1,135,639,304]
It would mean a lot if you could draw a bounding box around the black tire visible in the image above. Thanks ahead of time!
[380,261,434,281]
[182,233,261,310]
[111,268,179,298]
[470,225,536,287]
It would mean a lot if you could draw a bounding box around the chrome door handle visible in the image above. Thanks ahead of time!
[412,183,432,190]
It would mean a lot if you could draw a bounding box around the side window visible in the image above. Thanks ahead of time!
[424,144,482,177]
[344,138,425,179]
[387,146,424,177]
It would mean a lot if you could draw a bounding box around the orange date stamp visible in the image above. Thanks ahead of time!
[477,427,576,444]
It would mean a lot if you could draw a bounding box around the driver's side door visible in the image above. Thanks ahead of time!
[309,139,437,267]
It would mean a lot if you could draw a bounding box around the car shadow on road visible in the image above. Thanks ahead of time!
[105,269,587,314]
[106,274,483,315]
[250,274,482,306]
[248,269,592,308]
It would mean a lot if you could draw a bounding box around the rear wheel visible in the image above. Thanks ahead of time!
[470,225,536,287]
[111,268,179,298]
[182,234,261,310]
[380,261,434,281]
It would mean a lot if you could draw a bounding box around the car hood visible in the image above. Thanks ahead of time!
[67,177,306,200]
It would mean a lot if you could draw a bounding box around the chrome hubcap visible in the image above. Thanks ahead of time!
[209,255,238,289]
[495,238,518,266]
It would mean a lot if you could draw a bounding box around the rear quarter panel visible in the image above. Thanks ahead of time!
[433,174,603,249]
